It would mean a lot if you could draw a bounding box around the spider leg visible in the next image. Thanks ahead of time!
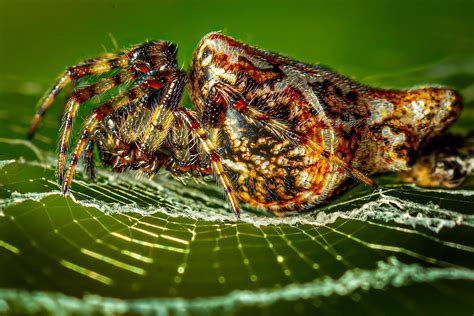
[83,136,97,180]
[60,81,152,189]
[213,82,376,188]
[62,114,101,194]
[27,53,130,140]
[139,71,187,151]
[56,68,135,184]
[177,108,241,218]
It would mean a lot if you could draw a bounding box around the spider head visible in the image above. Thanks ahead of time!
[130,41,178,72]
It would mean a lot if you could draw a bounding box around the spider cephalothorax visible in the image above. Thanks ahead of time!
[27,32,462,217]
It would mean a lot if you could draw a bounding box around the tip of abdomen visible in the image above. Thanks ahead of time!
[364,86,463,173]
[439,87,463,126]
[412,86,462,140]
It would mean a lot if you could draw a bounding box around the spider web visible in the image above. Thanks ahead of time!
[1,63,474,315]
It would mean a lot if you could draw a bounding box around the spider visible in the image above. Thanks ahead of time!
[27,32,462,217]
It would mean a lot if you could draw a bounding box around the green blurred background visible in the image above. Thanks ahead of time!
[1,0,473,89]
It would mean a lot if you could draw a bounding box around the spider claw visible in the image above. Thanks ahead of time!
[61,182,69,195]
[58,173,64,186]
[61,171,73,195]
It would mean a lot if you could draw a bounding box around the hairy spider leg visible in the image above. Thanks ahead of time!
[27,53,130,140]
[56,69,136,184]
[213,82,376,188]
[83,137,96,180]
[61,81,153,192]
[139,71,187,151]
[177,108,241,218]
[62,114,101,194]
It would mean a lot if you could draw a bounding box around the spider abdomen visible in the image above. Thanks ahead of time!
[189,32,462,214]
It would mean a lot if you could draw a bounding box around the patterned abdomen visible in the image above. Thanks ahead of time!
[361,87,462,173]
[219,108,338,214]
[190,32,462,214]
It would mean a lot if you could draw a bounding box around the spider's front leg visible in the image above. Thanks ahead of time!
[83,135,97,180]
[27,41,179,140]
[176,108,241,218]
[28,40,179,186]
[61,76,167,193]
[138,70,187,151]
[27,52,130,140]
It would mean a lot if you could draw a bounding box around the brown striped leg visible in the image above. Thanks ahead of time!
[83,137,97,180]
[62,115,101,194]
[139,71,187,150]
[60,82,151,189]
[177,108,241,218]
[28,40,178,141]
[218,82,376,187]
[27,53,130,140]
[56,69,135,184]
